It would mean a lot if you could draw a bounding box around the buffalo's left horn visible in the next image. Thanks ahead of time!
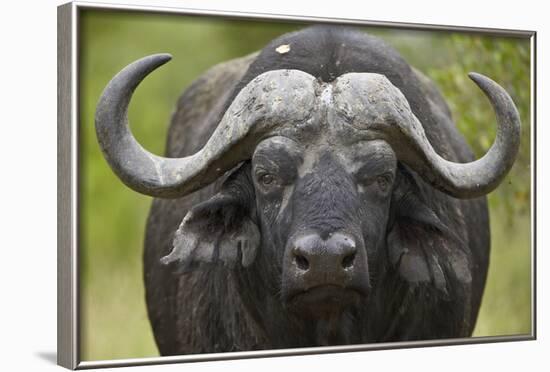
[95,54,316,198]
[402,72,521,198]
[338,71,521,199]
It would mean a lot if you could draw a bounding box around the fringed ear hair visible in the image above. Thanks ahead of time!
[161,163,260,271]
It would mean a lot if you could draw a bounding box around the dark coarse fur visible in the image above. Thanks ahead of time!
[144,26,490,355]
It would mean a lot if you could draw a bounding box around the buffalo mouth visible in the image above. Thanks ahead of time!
[285,285,366,317]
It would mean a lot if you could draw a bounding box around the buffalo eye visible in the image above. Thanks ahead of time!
[356,171,394,197]
[377,173,393,192]
[259,173,276,186]
[255,170,282,190]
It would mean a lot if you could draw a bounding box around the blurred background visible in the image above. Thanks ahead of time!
[79,9,532,361]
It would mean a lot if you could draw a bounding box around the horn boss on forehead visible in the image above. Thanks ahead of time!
[95,54,318,198]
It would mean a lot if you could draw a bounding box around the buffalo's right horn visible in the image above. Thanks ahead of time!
[95,54,317,198]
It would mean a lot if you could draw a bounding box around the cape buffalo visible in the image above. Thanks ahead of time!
[95,26,520,355]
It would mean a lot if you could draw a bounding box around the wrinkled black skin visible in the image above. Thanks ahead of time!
[144,26,490,355]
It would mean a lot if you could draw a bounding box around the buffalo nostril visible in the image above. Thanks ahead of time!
[294,254,310,271]
[341,252,356,269]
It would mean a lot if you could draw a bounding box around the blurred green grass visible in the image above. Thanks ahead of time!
[79,10,532,361]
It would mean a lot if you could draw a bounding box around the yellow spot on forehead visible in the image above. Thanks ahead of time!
[275,44,291,54]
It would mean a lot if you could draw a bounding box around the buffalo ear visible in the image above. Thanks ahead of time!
[160,164,260,270]
[387,221,449,297]
[386,168,454,296]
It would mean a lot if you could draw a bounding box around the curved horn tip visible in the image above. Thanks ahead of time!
[467,71,500,91]
[151,53,172,61]
[124,53,173,74]
[143,53,173,66]
[467,71,485,81]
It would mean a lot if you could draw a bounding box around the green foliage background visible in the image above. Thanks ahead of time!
[79,10,532,361]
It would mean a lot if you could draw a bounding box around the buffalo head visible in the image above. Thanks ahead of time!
[95,54,520,323]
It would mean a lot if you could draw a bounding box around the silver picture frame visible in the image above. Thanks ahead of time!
[57,1,537,369]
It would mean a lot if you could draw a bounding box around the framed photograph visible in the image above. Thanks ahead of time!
[57,1,536,369]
